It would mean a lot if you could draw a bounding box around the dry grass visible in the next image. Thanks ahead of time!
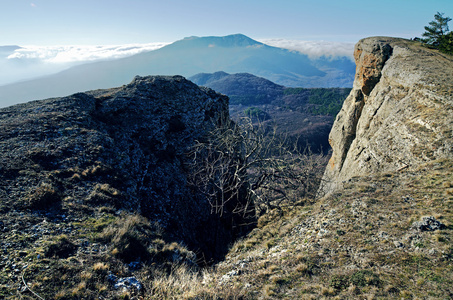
[197,158,453,299]
[93,262,109,272]
[5,155,453,299]
[139,265,244,300]
[24,182,61,208]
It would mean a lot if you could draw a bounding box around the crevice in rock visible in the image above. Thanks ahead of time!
[338,89,365,173]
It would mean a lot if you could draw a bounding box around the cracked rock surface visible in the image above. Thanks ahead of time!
[0,75,249,262]
[321,37,453,194]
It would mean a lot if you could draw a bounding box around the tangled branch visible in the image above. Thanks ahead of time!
[187,117,328,217]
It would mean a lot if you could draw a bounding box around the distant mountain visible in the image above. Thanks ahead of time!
[0,45,77,89]
[190,71,350,111]
[0,34,355,107]
[0,45,21,56]
[189,71,285,105]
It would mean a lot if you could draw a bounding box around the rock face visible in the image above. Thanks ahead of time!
[0,75,251,261]
[321,37,453,194]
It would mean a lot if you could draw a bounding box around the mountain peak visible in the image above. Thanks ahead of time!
[217,33,263,46]
[177,34,263,48]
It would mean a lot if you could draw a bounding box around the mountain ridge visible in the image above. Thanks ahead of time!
[0,45,21,55]
[0,34,355,108]
[175,34,264,48]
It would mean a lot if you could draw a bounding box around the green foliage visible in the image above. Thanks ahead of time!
[329,274,349,290]
[420,12,453,55]
[283,87,309,95]
[229,94,271,105]
[308,88,349,115]
[244,107,270,120]
[329,270,381,290]
[283,87,350,116]
[350,270,381,287]
[438,31,453,54]
[422,12,451,45]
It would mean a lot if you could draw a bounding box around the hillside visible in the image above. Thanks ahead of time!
[0,34,355,108]
[190,71,351,152]
[200,158,453,299]
[190,71,351,111]
[189,71,285,105]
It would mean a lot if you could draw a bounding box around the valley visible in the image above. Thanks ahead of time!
[190,71,351,153]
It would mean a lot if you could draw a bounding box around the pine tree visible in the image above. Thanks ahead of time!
[422,12,451,46]
[438,31,453,54]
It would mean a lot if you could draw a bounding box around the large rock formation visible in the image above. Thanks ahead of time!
[322,37,453,194]
[0,75,251,261]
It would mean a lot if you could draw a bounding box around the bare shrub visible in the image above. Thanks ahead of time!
[187,117,328,216]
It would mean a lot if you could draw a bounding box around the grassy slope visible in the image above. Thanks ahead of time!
[4,161,452,299]
[205,158,453,299]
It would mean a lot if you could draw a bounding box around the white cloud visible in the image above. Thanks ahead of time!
[258,38,355,60]
[6,40,354,65]
[0,42,169,86]
[2,39,354,86]
[7,42,169,63]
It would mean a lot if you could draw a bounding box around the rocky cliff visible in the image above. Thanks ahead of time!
[0,75,251,263]
[321,37,453,194]
[198,38,453,300]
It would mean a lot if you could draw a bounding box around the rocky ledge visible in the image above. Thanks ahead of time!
[322,37,453,194]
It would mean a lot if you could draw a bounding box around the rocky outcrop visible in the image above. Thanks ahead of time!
[0,75,252,261]
[321,37,453,194]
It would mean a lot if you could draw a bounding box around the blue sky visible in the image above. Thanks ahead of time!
[1,0,452,86]
[1,0,453,46]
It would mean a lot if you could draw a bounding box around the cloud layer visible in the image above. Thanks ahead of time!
[7,39,354,65]
[258,39,355,60]
[7,42,169,63]
[0,43,169,85]
[1,39,354,86]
